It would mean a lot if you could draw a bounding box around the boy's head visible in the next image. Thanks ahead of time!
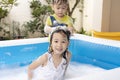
[51,0,69,17]
[51,0,68,5]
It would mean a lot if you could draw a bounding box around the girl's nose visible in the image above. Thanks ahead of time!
[57,42,62,47]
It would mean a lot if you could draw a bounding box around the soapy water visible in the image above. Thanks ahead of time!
[0,62,106,80]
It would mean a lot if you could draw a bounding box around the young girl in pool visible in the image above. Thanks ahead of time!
[44,0,74,34]
[28,27,71,80]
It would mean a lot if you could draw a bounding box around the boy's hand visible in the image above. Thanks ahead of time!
[67,27,74,35]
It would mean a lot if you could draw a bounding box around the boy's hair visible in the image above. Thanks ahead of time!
[51,0,68,5]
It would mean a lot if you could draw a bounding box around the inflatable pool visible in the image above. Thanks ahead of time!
[0,34,120,80]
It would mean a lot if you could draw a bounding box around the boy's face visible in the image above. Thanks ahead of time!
[52,3,68,17]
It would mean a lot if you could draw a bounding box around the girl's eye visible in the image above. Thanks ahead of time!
[62,41,66,43]
[54,41,58,43]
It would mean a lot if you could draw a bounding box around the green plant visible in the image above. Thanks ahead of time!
[0,0,18,40]
[24,0,53,37]
[77,27,92,36]
[0,8,8,21]
[0,0,18,21]
[77,27,86,34]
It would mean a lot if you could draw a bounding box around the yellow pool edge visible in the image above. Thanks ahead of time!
[92,30,120,41]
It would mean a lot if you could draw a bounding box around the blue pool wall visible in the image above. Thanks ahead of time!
[70,39,120,69]
[0,34,120,69]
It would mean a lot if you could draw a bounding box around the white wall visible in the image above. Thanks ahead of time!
[69,0,83,32]
[7,0,32,25]
[83,0,103,32]
[92,0,103,31]
[5,0,46,25]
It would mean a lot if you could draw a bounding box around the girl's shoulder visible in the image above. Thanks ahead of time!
[37,52,49,64]
[41,52,49,60]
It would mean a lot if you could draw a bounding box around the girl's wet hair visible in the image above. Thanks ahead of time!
[48,27,71,60]
[49,27,71,47]
[51,0,68,5]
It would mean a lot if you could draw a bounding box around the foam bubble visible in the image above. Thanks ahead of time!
[0,62,105,80]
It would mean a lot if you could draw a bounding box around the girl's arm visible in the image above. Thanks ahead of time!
[27,53,47,80]
[66,51,71,69]
[67,51,71,64]
[64,51,71,75]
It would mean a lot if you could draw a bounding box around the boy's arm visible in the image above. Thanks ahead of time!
[67,16,75,35]
[44,25,52,34]
[44,16,53,34]
[67,26,74,35]
[44,25,57,34]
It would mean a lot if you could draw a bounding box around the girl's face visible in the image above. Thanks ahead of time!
[51,32,69,55]
[52,3,68,17]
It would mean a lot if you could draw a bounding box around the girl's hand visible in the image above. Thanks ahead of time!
[28,69,33,80]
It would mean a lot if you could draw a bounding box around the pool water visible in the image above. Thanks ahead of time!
[0,62,105,80]
[1,34,120,80]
